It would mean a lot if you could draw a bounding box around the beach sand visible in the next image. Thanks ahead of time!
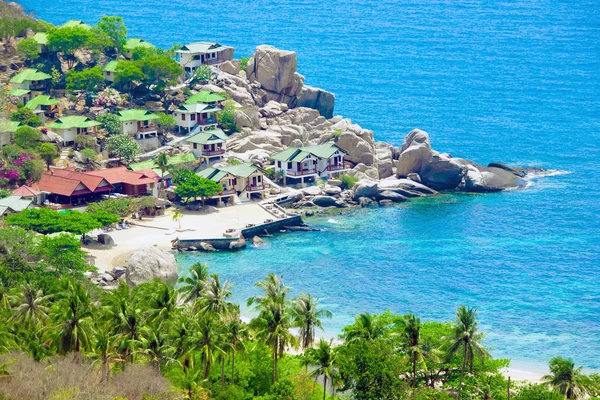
[84,203,277,272]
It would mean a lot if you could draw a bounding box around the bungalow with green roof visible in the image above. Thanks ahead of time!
[270,142,350,184]
[184,129,227,161]
[176,42,234,73]
[31,32,56,58]
[173,90,225,133]
[0,195,39,217]
[25,95,60,121]
[61,20,92,29]
[9,68,51,91]
[47,115,100,145]
[102,60,119,82]
[0,120,21,147]
[8,88,31,105]
[124,38,155,59]
[197,162,267,202]
[117,109,159,140]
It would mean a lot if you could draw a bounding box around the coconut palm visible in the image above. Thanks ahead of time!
[50,281,95,356]
[143,280,179,323]
[223,305,248,383]
[154,152,169,190]
[307,339,340,400]
[542,357,589,399]
[396,313,425,388]
[197,274,232,316]
[291,293,332,351]
[0,281,10,310]
[248,273,296,383]
[343,312,387,343]
[9,284,50,328]
[448,305,490,400]
[178,262,210,303]
[88,328,123,381]
[136,322,175,371]
[195,313,226,379]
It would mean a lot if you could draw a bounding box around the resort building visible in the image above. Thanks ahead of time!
[61,20,92,29]
[34,169,114,205]
[8,88,31,105]
[102,60,119,82]
[124,38,155,59]
[197,162,268,202]
[25,95,60,122]
[270,142,350,184]
[176,42,234,73]
[173,90,225,133]
[0,195,39,217]
[31,32,56,59]
[0,120,21,147]
[184,129,228,162]
[12,185,44,205]
[87,167,159,197]
[9,68,51,91]
[117,109,160,151]
[47,116,100,146]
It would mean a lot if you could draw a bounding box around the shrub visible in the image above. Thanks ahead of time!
[13,126,41,148]
[93,87,123,108]
[240,56,251,71]
[96,113,121,136]
[74,134,97,149]
[80,148,98,162]
[86,198,134,217]
[5,208,118,234]
[216,102,238,133]
[17,37,39,60]
[333,129,343,138]
[339,174,358,190]
[191,65,215,83]
[10,107,42,127]
[106,134,139,162]
[65,66,104,92]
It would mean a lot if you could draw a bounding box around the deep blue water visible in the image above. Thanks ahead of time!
[18,0,600,371]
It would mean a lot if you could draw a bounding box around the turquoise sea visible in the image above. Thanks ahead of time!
[17,0,600,371]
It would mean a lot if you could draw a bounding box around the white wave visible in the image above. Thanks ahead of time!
[327,218,339,224]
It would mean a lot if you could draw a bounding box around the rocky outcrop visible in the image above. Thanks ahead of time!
[352,179,378,200]
[297,85,335,119]
[396,129,528,192]
[125,247,177,286]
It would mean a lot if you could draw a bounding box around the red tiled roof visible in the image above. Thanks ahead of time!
[12,185,41,197]
[87,166,158,186]
[50,168,108,192]
[36,169,114,197]
[36,173,89,197]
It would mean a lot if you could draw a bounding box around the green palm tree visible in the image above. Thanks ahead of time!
[248,273,296,383]
[136,322,175,372]
[50,281,95,356]
[195,313,226,379]
[542,357,589,399]
[343,312,387,343]
[307,339,340,400]
[143,280,179,323]
[291,293,332,351]
[10,284,50,328]
[0,281,10,310]
[88,328,123,381]
[395,313,425,388]
[224,305,247,383]
[178,262,210,303]
[198,274,232,316]
[448,306,490,400]
[154,152,169,189]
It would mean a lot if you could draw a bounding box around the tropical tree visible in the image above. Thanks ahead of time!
[307,339,340,400]
[65,66,104,92]
[142,280,179,324]
[106,133,139,163]
[136,322,175,372]
[448,305,490,400]
[38,143,58,170]
[17,37,39,60]
[114,60,144,101]
[395,313,425,388]
[95,16,127,53]
[223,305,247,383]
[198,274,232,316]
[88,328,123,381]
[9,284,50,328]
[291,293,332,351]
[50,280,95,356]
[343,312,388,343]
[46,26,92,69]
[178,262,210,303]
[96,113,121,136]
[172,210,183,229]
[542,357,590,399]
[248,273,296,383]
[154,152,169,186]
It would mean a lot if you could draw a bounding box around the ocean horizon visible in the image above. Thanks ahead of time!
[17,0,600,372]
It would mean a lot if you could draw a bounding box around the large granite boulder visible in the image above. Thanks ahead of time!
[352,179,378,200]
[336,132,375,166]
[376,190,407,202]
[396,129,433,177]
[378,178,438,197]
[462,163,526,192]
[297,85,335,119]
[313,195,338,207]
[125,247,177,286]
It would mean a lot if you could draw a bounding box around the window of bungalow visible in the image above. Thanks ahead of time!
[191,114,196,121]
[193,143,197,149]
[287,162,292,170]
[182,114,186,121]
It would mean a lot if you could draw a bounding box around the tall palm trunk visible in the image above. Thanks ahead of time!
[231,350,236,382]
[413,352,417,388]
[221,357,225,389]
[458,345,467,400]
[272,346,278,383]
[323,375,327,400]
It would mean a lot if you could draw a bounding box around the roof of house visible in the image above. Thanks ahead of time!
[129,153,198,174]
[26,95,60,110]
[8,88,31,97]
[177,42,233,54]
[103,60,119,73]
[87,166,158,186]
[270,142,346,162]
[184,129,227,145]
[0,120,21,133]
[48,115,100,130]
[124,38,155,51]
[185,90,226,105]
[197,162,262,182]
[117,109,159,122]
[0,196,34,212]
[12,185,41,197]
[177,103,210,113]
[62,20,92,29]
[10,68,51,84]
[32,32,47,45]
[36,169,113,196]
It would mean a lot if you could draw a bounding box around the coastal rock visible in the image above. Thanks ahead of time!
[358,197,376,207]
[252,236,264,245]
[336,131,375,166]
[199,242,217,252]
[301,186,323,196]
[352,179,378,200]
[348,163,379,181]
[327,179,342,187]
[396,128,433,177]
[378,178,438,197]
[97,233,114,245]
[125,247,178,287]
[234,109,260,129]
[219,60,240,75]
[297,85,335,118]
[324,185,342,196]
[376,190,407,202]
[487,162,527,177]
[461,163,526,192]
[375,142,394,179]
[407,173,421,182]
[313,195,338,207]
[259,101,286,118]
[229,236,247,250]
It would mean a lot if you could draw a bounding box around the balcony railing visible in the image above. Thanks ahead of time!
[325,162,352,171]
[216,189,236,196]
[285,168,317,177]
[245,184,267,192]
[137,125,158,133]
[202,149,225,156]
[199,118,217,125]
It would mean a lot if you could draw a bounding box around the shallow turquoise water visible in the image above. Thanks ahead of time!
[18,0,600,370]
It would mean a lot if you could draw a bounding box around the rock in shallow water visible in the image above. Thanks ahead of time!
[125,247,178,287]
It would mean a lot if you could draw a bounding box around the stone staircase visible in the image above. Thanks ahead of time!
[55,147,71,168]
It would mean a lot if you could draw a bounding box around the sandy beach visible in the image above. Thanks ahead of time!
[84,203,277,272]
